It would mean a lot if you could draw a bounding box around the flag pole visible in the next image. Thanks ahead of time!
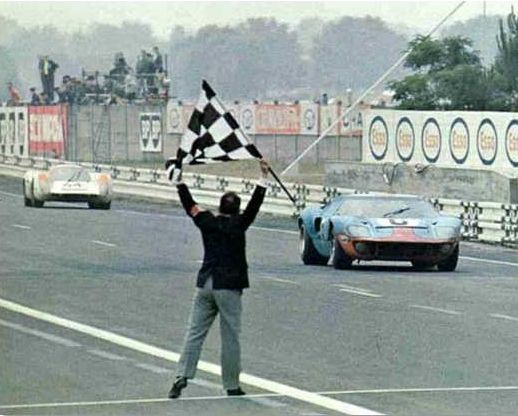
[280,0,466,176]
[211,93,298,205]
[268,166,296,204]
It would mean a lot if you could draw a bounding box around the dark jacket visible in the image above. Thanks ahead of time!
[177,183,266,290]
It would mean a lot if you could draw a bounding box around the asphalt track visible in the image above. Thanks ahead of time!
[1,174,518,415]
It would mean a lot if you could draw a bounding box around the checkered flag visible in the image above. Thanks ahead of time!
[166,80,262,181]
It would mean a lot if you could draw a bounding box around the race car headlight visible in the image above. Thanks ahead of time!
[346,224,371,237]
[435,226,459,239]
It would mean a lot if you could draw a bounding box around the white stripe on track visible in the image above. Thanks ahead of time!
[86,349,127,361]
[3,385,518,410]
[322,385,518,395]
[410,305,461,316]
[339,289,382,298]
[91,240,117,248]
[256,276,299,285]
[11,224,31,230]
[460,256,518,268]
[0,297,382,416]
[489,313,518,322]
[0,318,81,347]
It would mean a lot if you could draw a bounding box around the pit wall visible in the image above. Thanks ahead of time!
[325,161,518,204]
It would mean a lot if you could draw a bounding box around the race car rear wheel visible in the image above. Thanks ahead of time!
[330,238,353,270]
[88,201,111,210]
[22,180,32,207]
[300,225,329,265]
[437,245,459,272]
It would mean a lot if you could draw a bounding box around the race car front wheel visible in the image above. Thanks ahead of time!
[437,245,459,272]
[300,225,329,265]
[330,238,353,270]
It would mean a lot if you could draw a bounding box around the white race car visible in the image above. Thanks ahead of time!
[23,164,113,209]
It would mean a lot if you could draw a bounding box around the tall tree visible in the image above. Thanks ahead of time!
[494,8,518,96]
[389,35,489,110]
[310,16,407,96]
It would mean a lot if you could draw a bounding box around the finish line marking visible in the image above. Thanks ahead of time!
[3,386,518,410]
[0,297,382,416]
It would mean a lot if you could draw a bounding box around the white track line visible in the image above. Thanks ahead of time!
[3,385,518,410]
[489,313,518,322]
[339,289,382,298]
[11,224,31,230]
[90,240,117,248]
[0,394,281,410]
[256,276,299,285]
[0,297,382,416]
[410,305,462,316]
[321,386,518,395]
[86,348,127,361]
[460,256,518,268]
[133,362,170,374]
[0,318,81,347]
[334,284,382,298]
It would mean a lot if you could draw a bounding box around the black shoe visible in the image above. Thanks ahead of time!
[168,377,188,399]
[227,387,246,396]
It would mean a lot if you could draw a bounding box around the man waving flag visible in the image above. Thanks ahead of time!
[166,80,262,182]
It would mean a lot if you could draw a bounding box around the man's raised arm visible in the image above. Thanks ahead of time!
[176,182,201,218]
[241,160,269,228]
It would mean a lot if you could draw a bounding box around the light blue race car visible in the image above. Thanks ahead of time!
[298,194,462,271]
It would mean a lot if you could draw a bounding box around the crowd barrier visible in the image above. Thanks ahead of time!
[1,154,516,246]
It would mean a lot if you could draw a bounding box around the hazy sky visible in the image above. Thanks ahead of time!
[0,1,514,39]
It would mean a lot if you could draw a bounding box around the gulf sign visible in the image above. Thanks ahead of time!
[363,109,518,171]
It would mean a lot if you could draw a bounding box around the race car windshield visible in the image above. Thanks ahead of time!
[50,167,91,182]
[337,198,438,218]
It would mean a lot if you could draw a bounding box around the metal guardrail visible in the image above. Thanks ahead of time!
[1,154,517,246]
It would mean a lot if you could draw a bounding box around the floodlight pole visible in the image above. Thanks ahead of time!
[280,0,466,177]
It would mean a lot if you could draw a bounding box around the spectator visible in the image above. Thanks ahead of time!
[7,82,21,106]
[30,87,41,105]
[38,55,59,103]
[152,46,163,73]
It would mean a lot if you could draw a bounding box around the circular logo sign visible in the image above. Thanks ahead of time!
[304,108,316,131]
[395,117,414,161]
[168,108,180,129]
[241,108,253,130]
[477,118,497,165]
[505,120,518,167]
[449,118,469,164]
[421,118,441,163]
[368,116,388,160]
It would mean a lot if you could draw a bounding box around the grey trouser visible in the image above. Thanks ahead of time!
[175,287,242,390]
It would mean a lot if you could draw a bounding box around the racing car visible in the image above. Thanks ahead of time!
[23,164,112,209]
[298,194,461,271]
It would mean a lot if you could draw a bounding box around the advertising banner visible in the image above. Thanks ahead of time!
[139,112,162,152]
[166,101,183,134]
[363,109,518,171]
[299,101,318,135]
[28,105,67,157]
[319,103,341,136]
[0,107,29,157]
[255,103,300,135]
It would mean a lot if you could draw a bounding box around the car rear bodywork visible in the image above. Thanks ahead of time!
[23,164,113,209]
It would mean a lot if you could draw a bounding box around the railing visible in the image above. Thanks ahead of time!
[1,154,516,246]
